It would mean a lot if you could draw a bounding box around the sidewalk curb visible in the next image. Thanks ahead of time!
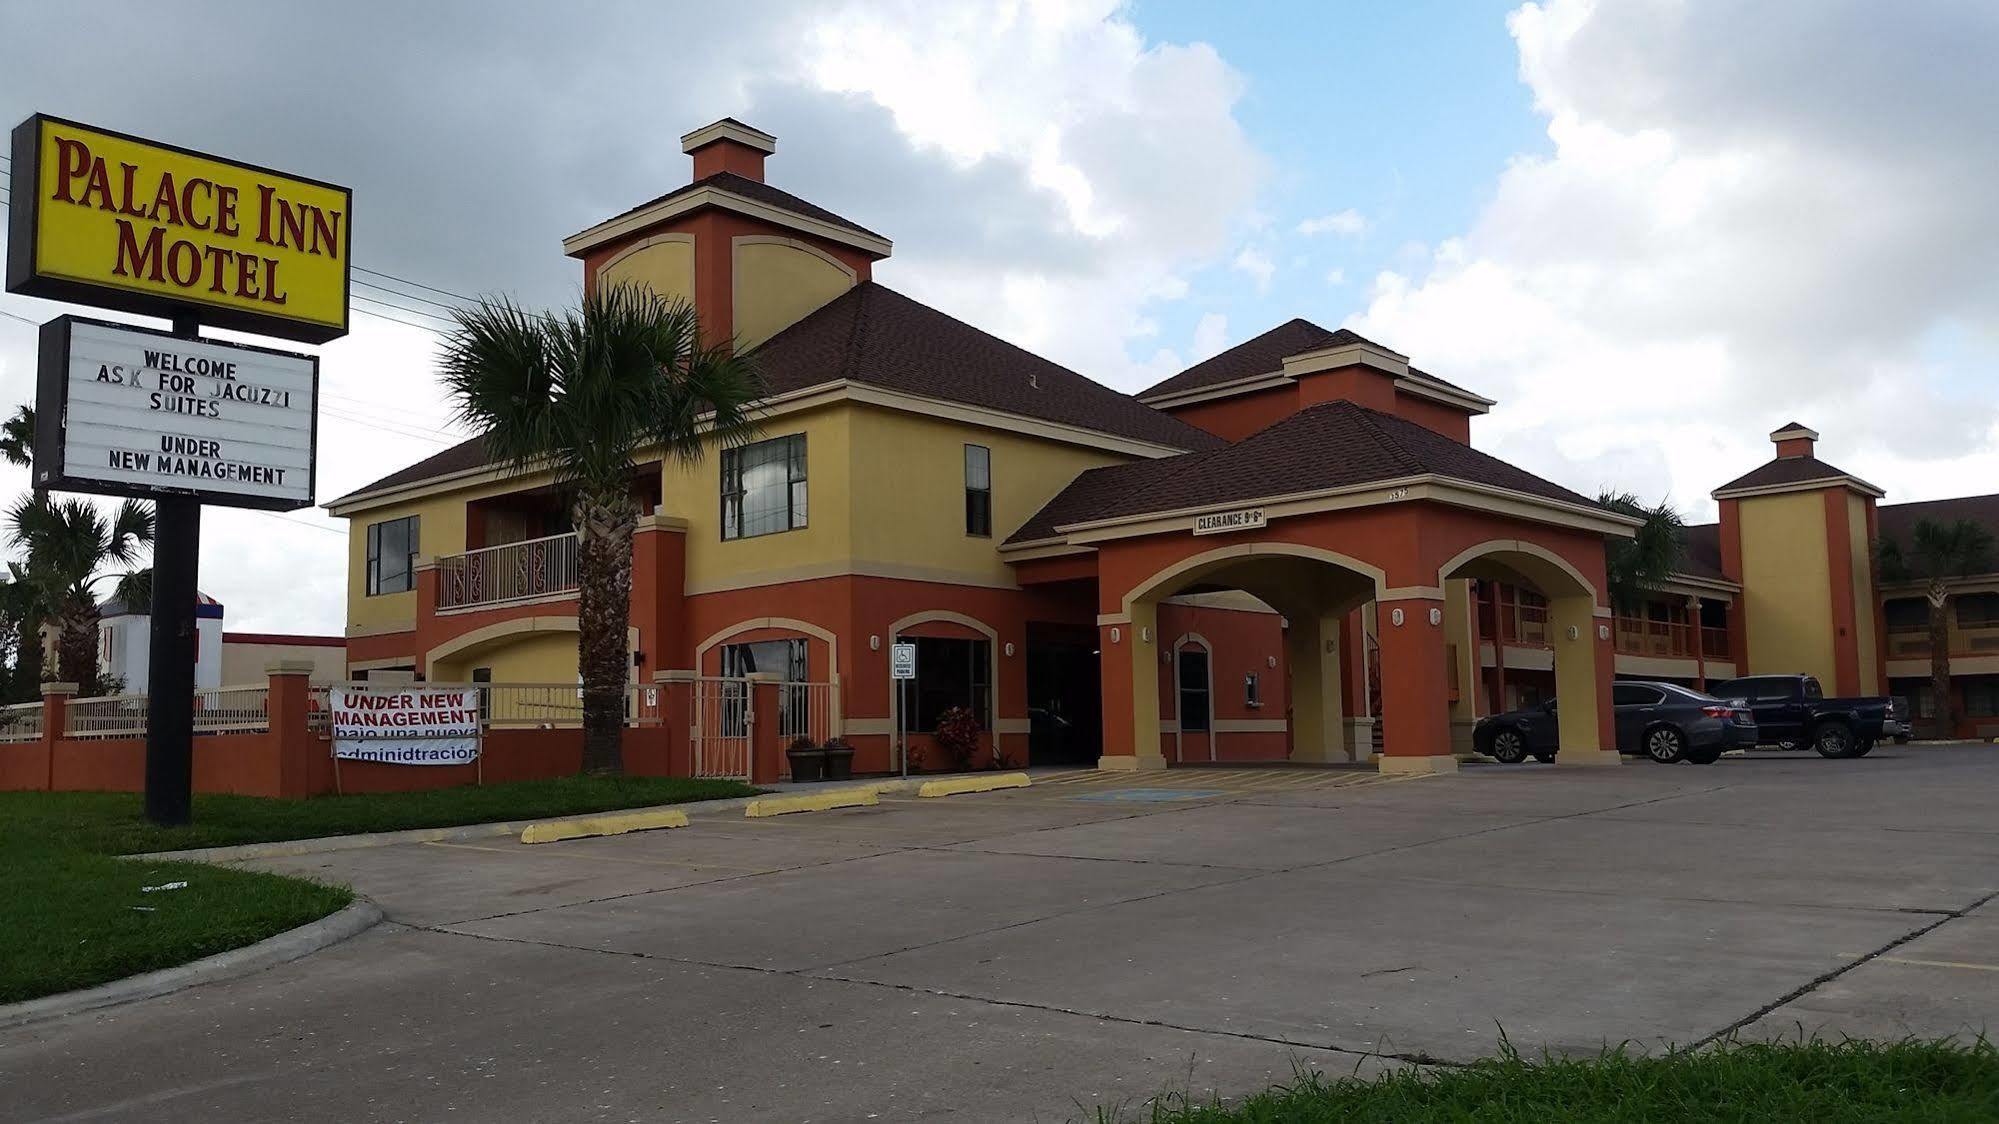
[134,771,1066,865]
[0,898,383,1031]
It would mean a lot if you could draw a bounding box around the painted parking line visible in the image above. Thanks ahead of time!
[1022,767,1423,802]
[1837,954,1999,973]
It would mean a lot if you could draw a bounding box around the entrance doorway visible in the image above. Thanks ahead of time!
[1026,623,1101,766]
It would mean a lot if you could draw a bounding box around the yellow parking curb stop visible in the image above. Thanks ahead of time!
[917,772,1031,798]
[744,787,880,818]
[520,809,689,844]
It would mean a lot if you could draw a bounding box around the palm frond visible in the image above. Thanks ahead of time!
[0,405,34,470]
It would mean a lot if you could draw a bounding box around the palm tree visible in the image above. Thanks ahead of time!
[0,405,34,471]
[440,284,762,774]
[1879,519,1996,737]
[1597,491,1686,611]
[6,495,155,694]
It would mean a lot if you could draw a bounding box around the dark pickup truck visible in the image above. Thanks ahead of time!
[1705,674,1891,758]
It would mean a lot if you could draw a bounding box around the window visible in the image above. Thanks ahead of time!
[1884,598,1928,634]
[366,516,420,595]
[721,434,807,540]
[1965,677,1999,717]
[1956,594,1999,629]
[964,444,992,537]
[1244,672,1262,709]
[903,636,991,732]
[1177,647,1211,732]
[722,638,810,737]
[1613,684,1664,706]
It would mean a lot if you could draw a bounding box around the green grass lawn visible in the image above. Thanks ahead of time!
[0,775,760,1006]
[1101,1038,1999,1123]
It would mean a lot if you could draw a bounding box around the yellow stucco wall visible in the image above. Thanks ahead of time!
[598,236,695,306]
[732,239,854,349]
[1847,493,1881,694]
[847,405,1132,586]
[343,469,563,635]
[219,642,346,684]
[431,630,578,684]
[1740,490,1837,685]
[663,403,854,593]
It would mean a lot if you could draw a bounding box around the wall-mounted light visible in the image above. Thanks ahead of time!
[1566,625,1580,641]
[1004,642,1015,657]
[869,634,881,651]
[1390,607,1405,627]
[1597,623,1610,641]
[1268,655,1279,668]
[1427,607,1442,626]
[1140,626,1152,643]
[1111,627,1122,644]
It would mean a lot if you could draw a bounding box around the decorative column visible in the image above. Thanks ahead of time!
[1286,612,1348,763]
[746,671,785,784]
[1549,597,1620,766]
[37,682,78,791]
[1375,596,1455,774]
[266,660,319,798]
[1096,603,1166,772]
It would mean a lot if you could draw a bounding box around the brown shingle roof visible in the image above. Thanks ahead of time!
[600,170,886,243]
[1877,493,1999,550]
[1713,454,1874,494]
[1008,399,1601,544]
[749,283,1222,452]
[1137,318,1485,405]
[332,283,1219,504]
[1678,523,1727,581]
[1138,319,1372,400]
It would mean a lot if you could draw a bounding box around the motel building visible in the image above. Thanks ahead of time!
[325,119,1999,781]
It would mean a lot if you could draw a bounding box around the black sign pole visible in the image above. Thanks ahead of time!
[142,313,205,826]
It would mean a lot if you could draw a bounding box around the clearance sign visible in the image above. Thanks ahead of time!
[5,115,351,344]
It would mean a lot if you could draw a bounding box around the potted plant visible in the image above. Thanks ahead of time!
[785,735,826,783]
[933,705,982,773]
[821,736,856,781]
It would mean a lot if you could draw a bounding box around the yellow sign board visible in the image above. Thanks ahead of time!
[6,115,351,343]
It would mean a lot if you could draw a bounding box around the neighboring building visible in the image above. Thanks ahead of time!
[219,633,347,684]
[326,116,1997,772]
[99,592,225,693]
[99,595,345,692]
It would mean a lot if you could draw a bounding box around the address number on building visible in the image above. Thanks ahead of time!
[1192,507,1266,536]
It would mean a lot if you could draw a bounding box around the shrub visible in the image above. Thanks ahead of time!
[786,735,817,752]
[933,705,982,771]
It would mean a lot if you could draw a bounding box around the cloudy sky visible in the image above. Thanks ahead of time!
[1,0,1995,633]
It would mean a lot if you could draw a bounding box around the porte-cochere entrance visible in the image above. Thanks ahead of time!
[1004,400,1638,773]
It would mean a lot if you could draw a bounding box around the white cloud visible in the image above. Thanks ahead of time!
[1190,313,1230,361]
[1296,209,1368,237]
[0,0,1268,633]
[1324,267,1346,286]
[1231,247,1276,293]
[1350,0,1999,519]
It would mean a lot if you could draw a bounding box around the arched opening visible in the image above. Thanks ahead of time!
[1103,543,1384,771]
[1438,540,1619,768]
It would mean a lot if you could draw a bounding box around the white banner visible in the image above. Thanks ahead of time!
[331,686,481,765]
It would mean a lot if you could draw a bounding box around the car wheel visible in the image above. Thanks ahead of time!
[1684,746,1723,765]
[1644,725,1687,764]
[1488,728,1529,764]
[1531,750,1556,764]
[1812,722,1857,759]
[1851,737,1876,758]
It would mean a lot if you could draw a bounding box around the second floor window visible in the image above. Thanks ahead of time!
[722,434,807,540]
[366,515,420,595]
[964,444,991,537]
[1884,597,1928,633]
[1956,593,1999,629]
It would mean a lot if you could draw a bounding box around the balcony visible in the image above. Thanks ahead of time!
[1497,603,1549,646]
[436,532,580,611]
[1886,623,1999,659]
[1614,616,1699,659]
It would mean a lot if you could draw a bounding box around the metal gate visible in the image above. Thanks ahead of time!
[690,676,753,780]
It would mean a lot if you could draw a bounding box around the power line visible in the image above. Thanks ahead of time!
[0,309,37,327]
[352,290,455,324]
[353,279,465,318]
[354,266,475,306]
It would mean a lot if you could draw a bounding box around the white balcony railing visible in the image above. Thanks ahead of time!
[436,532,580,610]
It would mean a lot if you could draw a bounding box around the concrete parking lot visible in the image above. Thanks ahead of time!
[6,746,1997,1122]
